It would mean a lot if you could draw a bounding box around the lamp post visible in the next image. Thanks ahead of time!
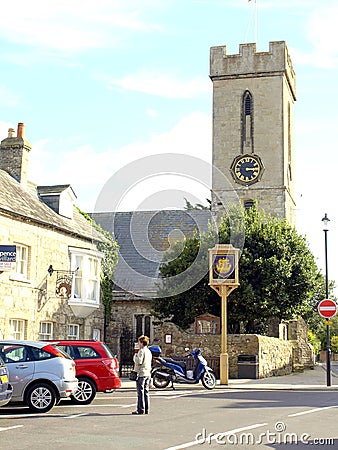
[322,213,331,387]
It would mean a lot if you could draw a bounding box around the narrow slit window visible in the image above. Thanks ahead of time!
[242,90,253,153]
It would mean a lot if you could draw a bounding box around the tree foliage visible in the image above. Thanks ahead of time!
[152,204,326,333]
[184,197,211,210]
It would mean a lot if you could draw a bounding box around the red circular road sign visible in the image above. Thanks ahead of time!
[318,299,337,318]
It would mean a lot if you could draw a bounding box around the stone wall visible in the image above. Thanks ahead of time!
[105,297,152,360]
[153,321,295,379]
[287,318,315,370]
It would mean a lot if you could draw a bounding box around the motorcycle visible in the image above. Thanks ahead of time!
[149,346,216,390]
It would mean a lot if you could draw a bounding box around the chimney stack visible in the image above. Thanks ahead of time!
[8,128,15,138]
[0,122,31,185]
[17,122,25,138]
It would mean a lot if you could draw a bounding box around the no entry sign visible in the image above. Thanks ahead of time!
[318,299,337,319]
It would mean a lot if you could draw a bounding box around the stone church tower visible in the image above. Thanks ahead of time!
[210,41,296,226]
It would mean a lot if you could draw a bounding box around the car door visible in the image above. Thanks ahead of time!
[1,344,34,400]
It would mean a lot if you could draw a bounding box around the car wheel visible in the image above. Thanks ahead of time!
[70,377,96,404]
[26,383,57,413]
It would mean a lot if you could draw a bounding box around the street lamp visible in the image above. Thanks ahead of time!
[321,213,331,387]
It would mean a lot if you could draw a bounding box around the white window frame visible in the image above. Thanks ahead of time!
[67,324,80,340]
[39,322,54,340]
[13,244,29,281]
[8,319,25,340]
[69,247,103,304]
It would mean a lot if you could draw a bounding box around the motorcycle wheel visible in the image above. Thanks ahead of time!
[201,370,216,389]
[152,370,171,389]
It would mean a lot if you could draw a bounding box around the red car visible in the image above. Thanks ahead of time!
[51,340,121,404]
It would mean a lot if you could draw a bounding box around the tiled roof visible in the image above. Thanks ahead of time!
[37,184,76,197]
[0,169,98,241]
[91,209,215,297]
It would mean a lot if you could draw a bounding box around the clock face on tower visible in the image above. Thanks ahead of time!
[230,154,264,185]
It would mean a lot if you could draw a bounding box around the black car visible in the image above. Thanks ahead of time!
[0,355,12,407]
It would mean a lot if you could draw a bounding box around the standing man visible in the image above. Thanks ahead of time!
[132,335,152,415]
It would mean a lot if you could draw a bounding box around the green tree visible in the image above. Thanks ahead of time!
[331,335,338,353]
[152,204,325,333]
[184,198,211,210]
[314,314,338,350]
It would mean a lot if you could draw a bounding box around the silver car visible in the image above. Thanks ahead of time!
[0,355,12,407]
[0,340,78,413]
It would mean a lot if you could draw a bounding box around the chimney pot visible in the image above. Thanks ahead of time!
[17,122,25,138]
[8,128,16,138]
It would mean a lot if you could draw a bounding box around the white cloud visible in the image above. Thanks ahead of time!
[0,0,163,53]
[0,87,19,107]
[146,109,158,118]
[107,70,211,99]
[291,5,338,68]
[28,112,212,211]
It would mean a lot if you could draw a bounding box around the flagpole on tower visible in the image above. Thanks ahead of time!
[247,0,258,45]
[254,0,258,45]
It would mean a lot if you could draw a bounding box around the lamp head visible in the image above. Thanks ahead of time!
[322,213,330,230]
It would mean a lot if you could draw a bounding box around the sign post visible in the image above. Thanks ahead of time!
[209,244,239,385]
[318,298,337,387]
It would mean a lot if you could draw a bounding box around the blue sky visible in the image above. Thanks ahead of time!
[0,0,337,295]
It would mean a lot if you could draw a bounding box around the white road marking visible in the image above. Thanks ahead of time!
[164,423,268,450]
[288,405,338,417]
[0,425,23,432]
[64,413,88,419]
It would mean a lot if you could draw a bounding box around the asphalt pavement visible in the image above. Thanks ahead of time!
[121,363,338,392]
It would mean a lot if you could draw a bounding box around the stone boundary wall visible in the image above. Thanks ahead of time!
[153,322,294,379]
[319,351,338,362]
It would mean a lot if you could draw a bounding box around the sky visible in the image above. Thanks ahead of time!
[0,0,337,296]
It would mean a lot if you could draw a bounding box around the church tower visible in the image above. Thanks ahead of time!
[210,41,296,226]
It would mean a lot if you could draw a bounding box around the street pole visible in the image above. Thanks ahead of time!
[322,213,331,387]
[220,285,229,385]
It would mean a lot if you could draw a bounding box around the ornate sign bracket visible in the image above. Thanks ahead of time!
[48,265,78,299]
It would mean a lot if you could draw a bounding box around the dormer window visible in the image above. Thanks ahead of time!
[37,184,77,219]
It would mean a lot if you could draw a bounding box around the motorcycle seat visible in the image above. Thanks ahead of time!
[164,357,186,369]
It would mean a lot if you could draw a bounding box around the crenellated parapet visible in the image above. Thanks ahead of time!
[210,41,296,100]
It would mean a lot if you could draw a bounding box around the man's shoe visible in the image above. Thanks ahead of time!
[132,411,144,415]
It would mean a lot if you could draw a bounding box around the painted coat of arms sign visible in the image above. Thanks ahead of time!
[213,255,235,279]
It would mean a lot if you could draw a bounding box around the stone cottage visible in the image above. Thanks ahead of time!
[0,123,105,341]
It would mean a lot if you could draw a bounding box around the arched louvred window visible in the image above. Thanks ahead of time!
[242,90,253,153]
[245,92,252,116]
[244,199,255,210]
